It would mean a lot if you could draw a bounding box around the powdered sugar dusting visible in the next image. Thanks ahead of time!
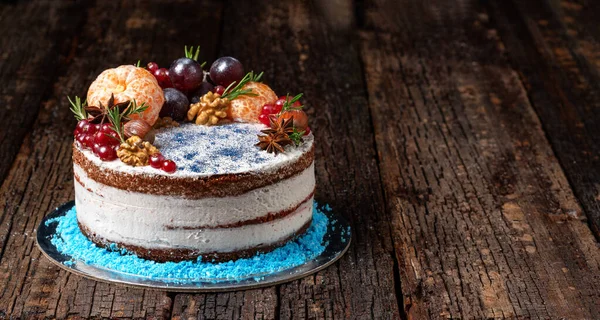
[79,123,313,177]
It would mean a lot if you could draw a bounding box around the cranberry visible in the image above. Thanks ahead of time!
[153,68,173,88]
[83,135,94,149]
[93,131,119,146]
[278,96,302,108]
[161,160,177,173]
[258,114,270,125]
[96,145,117,161]
[261,104,276,115]
[147,62,159,73]
[274,99,285,110]
[100,123,114,133]
[75,120,89,135]
[213,85,225,95]
[149,153,165,169]
[76,133,87,146]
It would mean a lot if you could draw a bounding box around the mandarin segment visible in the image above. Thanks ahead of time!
[228,81,277,123]
[87,65,165,125]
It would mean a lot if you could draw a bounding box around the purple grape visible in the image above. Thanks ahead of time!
[209,57,244,87]
[160,88,189,121]
[189,81,214,103]
[169,58,203,94]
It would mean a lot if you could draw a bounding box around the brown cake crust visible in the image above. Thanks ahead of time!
[78,219,312,263]
[72,143,314,199]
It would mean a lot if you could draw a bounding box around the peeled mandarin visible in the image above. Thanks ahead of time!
[228,82,277,123]
[87,65,165,125]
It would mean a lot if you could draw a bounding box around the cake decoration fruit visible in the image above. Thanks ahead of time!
[168,46,205,94]
[153,68,173,88]
[149,153,165,169]
[87,65,164,125]
[256,93,309,152]
[159,88,189,121]
[227,73,277,123]
[147,62,159,73]
[187,71,263,126]
[213,85,225,95]
[209,56,245,87]
[161,159,177,173]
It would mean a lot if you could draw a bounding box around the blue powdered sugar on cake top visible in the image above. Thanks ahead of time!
[151,123,311,176]
[45,203,330,282]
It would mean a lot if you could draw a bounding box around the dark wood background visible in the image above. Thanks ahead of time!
[1,0,599,319]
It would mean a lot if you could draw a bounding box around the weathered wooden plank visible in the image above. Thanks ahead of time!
[486,0,600,239]
[0,0,90,185]
[0,1,222,318]
[361,0,600,318]
[171,1,402,319]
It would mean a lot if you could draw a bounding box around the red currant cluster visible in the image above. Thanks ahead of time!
[149,153,177,173]
[74,120,119,161]
[258,96,310,135]
[74,119,178,173]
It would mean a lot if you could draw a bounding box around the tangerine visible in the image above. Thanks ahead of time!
[87,65,165,125]
[228,82,277,123]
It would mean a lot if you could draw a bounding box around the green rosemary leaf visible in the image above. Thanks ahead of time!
[221,71,263,100]
[68,95,87,121]
[135,60,141,67]
[289,128,305,146]
[281,93,304,112]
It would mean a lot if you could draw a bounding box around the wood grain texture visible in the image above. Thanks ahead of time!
[360,0,600,318]
[0,1,222,318]
[0,1,89,190]
[171,0,402,319]
[487,0,600,240]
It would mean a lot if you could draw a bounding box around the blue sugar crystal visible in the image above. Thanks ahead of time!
[48,202,330,283]
[150,123,308,176]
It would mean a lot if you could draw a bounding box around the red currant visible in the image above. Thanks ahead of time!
[149,153,165,169]
[278,96,302,107]
[100,123,114,133]
[261,104,276,115]
[76,133,87,146]
[274,99,285,110]
[83,123,98,135]
[83,134,94,149]
[75,120,89,135]
[304,126,311,135]
[258,114,270,125]
[154,68,173,88]
[93,131,119,146]
[96,145,117,161]
[147,62,159,73]
[161,160,177,173]
[214,85,225,95]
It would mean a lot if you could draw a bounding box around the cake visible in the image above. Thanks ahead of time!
[70,49,314,262]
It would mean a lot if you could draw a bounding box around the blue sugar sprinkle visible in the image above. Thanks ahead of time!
[150,123,311,176]
[47,203,330,283]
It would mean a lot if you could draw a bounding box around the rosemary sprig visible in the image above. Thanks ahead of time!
[280,93,304,112]
[221,71,263,100]
[105,99,148,143]
[122,100,149,120]
[185,45,207,67]
[106,105,126,143]
[68,96,88,121]
[289,128,305,146]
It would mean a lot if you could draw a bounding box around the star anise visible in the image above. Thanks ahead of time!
[256,132,292,154]
[261,115,294,135]
[84,94,131,124]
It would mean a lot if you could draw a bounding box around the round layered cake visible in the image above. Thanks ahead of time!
[73,123,315,262]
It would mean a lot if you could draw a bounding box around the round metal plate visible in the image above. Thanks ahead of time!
[36,201,351,292]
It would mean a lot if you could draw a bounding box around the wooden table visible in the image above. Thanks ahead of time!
[1,0,599,319]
